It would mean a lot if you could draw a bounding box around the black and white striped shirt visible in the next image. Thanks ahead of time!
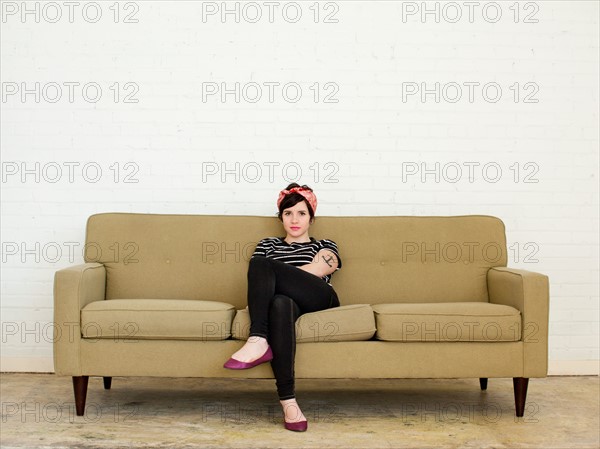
[251,236,342,286]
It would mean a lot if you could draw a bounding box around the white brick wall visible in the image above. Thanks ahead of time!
[1,1,598,374]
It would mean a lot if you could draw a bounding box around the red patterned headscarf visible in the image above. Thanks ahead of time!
[277,186,317,215]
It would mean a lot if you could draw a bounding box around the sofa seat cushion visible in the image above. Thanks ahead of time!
[231,304,376,342]
[372,302,521,342]
[81,299,236,340]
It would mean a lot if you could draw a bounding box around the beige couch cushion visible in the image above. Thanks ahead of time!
[231,304,376,342]
[81,299,235,340]
[372,302,521,342]
[85,214,507,309]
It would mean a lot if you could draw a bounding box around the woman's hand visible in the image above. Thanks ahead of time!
[297,249,339,278]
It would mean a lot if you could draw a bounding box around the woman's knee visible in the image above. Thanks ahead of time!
[270,294,293,310]
[249,256,270,267]
[269,294,300,316]
[248,256,271,275]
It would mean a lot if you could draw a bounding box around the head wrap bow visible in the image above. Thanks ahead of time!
[276,186,317,214]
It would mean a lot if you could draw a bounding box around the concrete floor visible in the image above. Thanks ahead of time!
[0,374,598,449]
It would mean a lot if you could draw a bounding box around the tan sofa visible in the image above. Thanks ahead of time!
[53,213,549,417]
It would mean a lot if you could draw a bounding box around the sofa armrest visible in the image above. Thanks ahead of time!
[53,263,106,375]
[487,267,549,377]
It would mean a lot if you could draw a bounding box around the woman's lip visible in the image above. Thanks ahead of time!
[291,227,300,229]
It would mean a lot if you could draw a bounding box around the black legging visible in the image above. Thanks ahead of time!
[246,256,340,400]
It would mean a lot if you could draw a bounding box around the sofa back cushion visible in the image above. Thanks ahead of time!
[85,213,506,309]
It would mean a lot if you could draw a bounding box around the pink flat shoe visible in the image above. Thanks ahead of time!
[284,420,308,432]
[223,345,273,370]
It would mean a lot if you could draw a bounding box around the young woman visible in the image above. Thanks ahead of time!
[223,183,342,432]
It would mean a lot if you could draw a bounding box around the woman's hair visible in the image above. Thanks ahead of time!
[277,183,316,222]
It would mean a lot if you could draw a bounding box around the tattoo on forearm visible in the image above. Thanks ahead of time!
[322,254,335,267]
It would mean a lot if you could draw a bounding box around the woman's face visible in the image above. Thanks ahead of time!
[281,201,312,240]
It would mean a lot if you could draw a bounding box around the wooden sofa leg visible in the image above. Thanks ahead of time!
[103,377,112,390]
[513,377,529,417]
[72,376,89,416]
[479,378,488,390]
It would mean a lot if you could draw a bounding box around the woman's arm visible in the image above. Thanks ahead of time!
[298,249,339,278]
